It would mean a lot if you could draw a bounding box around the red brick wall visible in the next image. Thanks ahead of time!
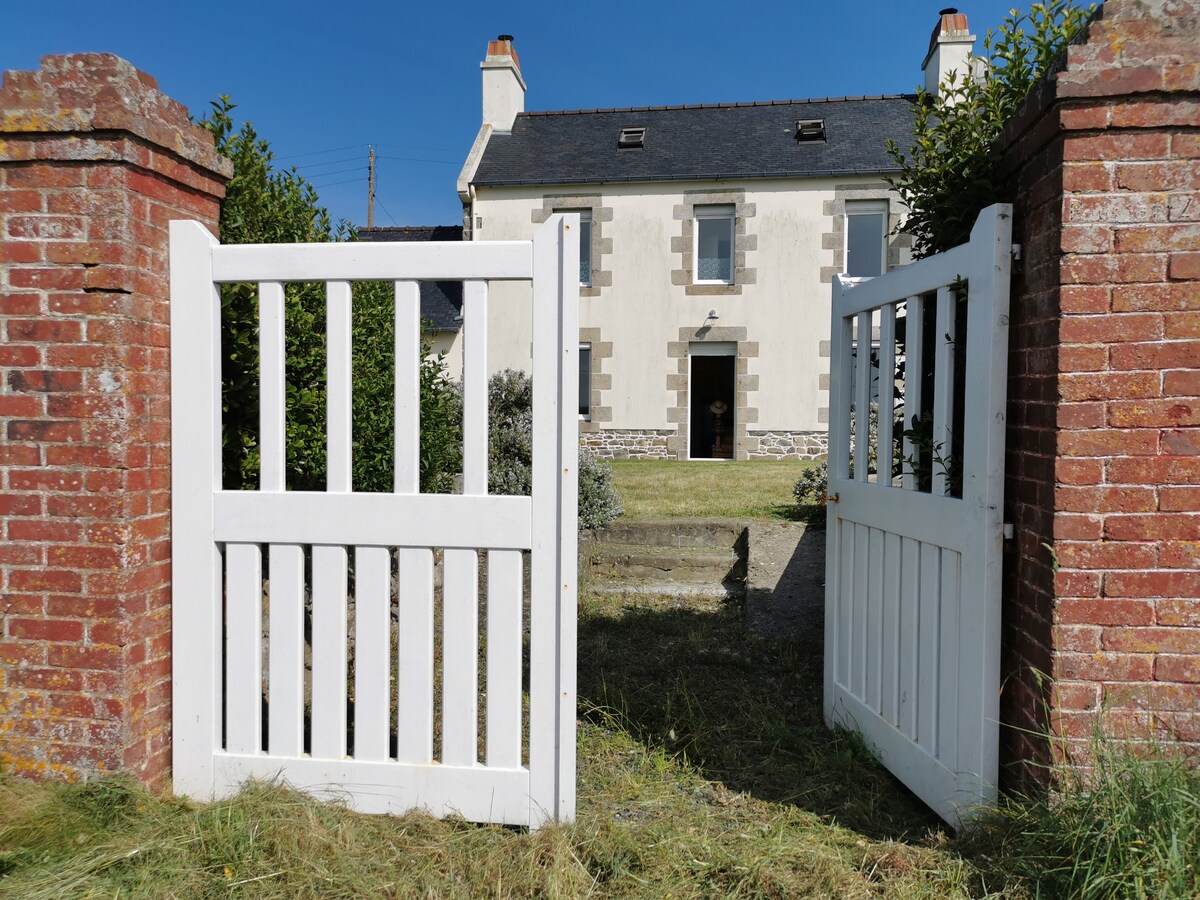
[1001,0,1199,784]
[0,54,230,786]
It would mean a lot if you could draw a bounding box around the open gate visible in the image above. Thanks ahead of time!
[824,204,1012,825]
[169,216,579,829]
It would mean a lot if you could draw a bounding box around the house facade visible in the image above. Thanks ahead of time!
[458,17,975,460]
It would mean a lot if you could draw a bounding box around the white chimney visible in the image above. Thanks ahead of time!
[481,34,526,132]
[921,8,977,97]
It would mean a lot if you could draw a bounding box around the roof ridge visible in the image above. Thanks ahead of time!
[521,94,917,117]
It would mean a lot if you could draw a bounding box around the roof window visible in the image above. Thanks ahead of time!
[618,127,646,149]
[795,118,826,142]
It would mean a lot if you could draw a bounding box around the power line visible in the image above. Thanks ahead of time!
[291,156,361,171]
[376,155,459,165]
[306,166,364,180]
[312,176,367,189]
[277,144,364,161]
[374,142,460,154]
[375,197,399,227]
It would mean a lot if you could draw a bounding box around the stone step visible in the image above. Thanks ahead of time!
[586,581,739,599]
[589,543,742,584]
[592,518,746,551]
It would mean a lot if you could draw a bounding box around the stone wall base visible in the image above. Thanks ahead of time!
[746,430,829,460]
[582,429,674,459]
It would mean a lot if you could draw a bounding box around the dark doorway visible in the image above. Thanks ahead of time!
[690,354,735,459]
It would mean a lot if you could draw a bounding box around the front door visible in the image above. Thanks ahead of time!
[689,344,735,459]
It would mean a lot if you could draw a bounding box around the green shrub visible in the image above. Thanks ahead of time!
[487,369,622,530]
[202,98,461,494]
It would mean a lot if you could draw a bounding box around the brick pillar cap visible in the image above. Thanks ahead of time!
[0,53,233,179]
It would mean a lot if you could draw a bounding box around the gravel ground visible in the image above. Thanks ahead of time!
[744,521,826,641]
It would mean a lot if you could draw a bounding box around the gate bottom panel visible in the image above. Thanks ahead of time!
[212,754,532,825]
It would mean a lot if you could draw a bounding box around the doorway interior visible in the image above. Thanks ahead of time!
[689,342,736,459]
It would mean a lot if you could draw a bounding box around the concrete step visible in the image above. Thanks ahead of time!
[586,581,739,599]
[589,543,742,584]
[592,518,746,551]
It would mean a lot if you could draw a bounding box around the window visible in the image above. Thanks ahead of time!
[795,118,826,141]
[579,343,592,419]
[618,127,645,148]
[578,211,592,286]
[845,200,888,278]
[694,205,734,284]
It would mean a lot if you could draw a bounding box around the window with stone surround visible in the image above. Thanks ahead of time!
[671,189,756,296]
[531,196,611,297]
[694,205,735,284]
[845,200,888,277]
[579,342,592,419]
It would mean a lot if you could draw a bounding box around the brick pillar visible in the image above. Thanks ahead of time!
[0,54,231,786]
[1001,0,1200,786]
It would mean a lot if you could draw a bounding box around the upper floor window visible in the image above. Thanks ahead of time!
[578,210,592,286]
[694,205,734,284]
[578,343,592,419]
[845,200,888,278]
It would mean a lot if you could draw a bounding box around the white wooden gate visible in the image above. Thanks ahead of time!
[169,216,579,829]
[824,204,1012,826]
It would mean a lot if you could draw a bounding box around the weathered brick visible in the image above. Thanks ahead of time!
[1057,597,1155,625]
[1156,655,1200,682]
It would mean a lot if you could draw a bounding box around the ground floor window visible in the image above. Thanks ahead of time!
[579,343,592,419]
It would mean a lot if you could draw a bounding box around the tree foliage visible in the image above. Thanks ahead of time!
[887,2,1094,258]
[200,97,461,493]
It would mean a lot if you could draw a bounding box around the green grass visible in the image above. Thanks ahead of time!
[608,458,816,521]
[2,591,1196,898]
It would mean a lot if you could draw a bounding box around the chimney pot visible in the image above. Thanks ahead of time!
[938,7,957,14]
[498,33,514,41]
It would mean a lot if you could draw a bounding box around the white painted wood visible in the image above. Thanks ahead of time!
[825,205,1012,826]
[212,240,533,283]
[486,550,523,769]
[866,527,885,713]
[462,280,488,496]
[931,286,955,497]
[442,548,479,767]
[259,282,286,492]
[310,545,348,759]
[215,492,532,549]
[529,214,579,826]
[354,546,392,761]
[224,543,262,754]
[267,544,305,757]
[327,281,353,493]
[394,281,420,494]
[213,754,531,825]
[901,294,925,493]
[172,212,580,828]
[396,548,435,764]
[170,220,222,798]
[854,311,871,482]
[877,304,896,486]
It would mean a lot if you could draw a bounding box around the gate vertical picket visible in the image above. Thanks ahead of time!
[170,216,579,828]
[824,204,1012,826]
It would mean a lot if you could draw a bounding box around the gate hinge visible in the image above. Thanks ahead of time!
[1011,243,1022,261]
[825,492,840,504]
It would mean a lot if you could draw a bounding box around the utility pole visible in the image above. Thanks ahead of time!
[367,145,376,228]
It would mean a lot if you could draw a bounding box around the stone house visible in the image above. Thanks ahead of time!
[452,14,977,460]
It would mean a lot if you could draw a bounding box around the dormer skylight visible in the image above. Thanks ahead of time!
[795,118,826,142]
[618,127,646,149]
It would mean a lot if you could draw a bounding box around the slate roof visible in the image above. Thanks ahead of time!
[472,95,917,187]
[355,225,463,331]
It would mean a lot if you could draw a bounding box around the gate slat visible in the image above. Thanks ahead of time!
[854,311,872,482]
[866,527,885,712]
[259,282,286,491]
[917,543,941,753]
[877,304,896,486]
[311,545,348,759]
[851,522,869,698]
[837,519,854,689]
[267,544,305,757]
[327,281,353,493]
[880,532,902,724]
[394,281,420,494]
[486,549,524,769]
[442,548,479,767]
[901,295,924,492]
[354,546,392,761]
[225,542,263,754]
[396,548,434,764]
[931,286,955,497]
[937,549,961,760]
[898,536,920,739]
[462,280,488,496]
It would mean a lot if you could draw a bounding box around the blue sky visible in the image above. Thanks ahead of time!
[2,1,1028,229]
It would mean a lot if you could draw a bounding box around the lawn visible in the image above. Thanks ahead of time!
[608,458,815,521]
[2,589,1196,898]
